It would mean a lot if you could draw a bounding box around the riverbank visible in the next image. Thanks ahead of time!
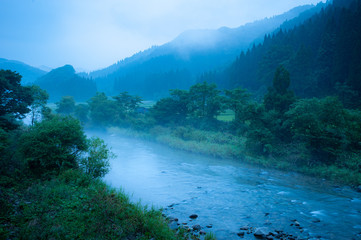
[107,126,361,187]
[1,169,202,239]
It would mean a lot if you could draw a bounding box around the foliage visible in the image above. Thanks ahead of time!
[79,137,113,179]
[188,82,225,120]
[151,89,189,124]
[220,0,361,104]
[19,115,87,177]
[0,69,33,130]
[264,65,295,114]
[29,85,49,125]
[87,92,117,126]
[112,91,142,116]
[56,96,76,115]
[224,87,250,123]
[74,103,89,124]
[285,97,348,163]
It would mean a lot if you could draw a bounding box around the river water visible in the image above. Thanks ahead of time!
[88,130,361,240]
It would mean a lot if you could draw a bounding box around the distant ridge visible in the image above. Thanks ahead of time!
[85,2,327,99]
[36,65,97,102]
[0,58,47,85]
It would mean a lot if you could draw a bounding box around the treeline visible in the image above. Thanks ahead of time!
[56,65,361,184]
[205,0,361,108]
[0,70,193,239]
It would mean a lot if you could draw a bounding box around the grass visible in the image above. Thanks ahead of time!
[1,169,205,240]
[216,110,235,122]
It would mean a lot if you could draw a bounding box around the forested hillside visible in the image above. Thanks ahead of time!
[85,3,325,99]
[36,65,97,102]
[215,0,360,108]
[0,58,46,85]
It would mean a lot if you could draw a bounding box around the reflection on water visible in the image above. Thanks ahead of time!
[88,130,361,240]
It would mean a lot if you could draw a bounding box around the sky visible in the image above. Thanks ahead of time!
[0,0,326,72]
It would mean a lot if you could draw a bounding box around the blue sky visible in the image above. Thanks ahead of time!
[0,0,326,71]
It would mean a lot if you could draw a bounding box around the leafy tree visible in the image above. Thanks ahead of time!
[0,70,33,130]
[87,92,117,126]
[19,115,87,177]
[112,92,142,116]
[188,82,225,120]
[285,97,348,163]
[225,87,251,123]
[79,137,114,178]
[29,85,49,126]
[152,89,190,124]
[74,104,89,124]
[56,96,76,115]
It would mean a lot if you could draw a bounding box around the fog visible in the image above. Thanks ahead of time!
[0,0,325,71]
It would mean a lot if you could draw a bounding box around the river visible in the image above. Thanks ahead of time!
[88,130,361,240]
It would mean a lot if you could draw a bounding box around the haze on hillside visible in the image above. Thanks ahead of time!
[0,0,326,71]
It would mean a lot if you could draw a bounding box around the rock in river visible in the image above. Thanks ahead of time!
[192,224,201,231]
[254,227,269,239]
[189,214,198,219]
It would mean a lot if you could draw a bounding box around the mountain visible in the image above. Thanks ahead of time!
[0,58,47,85]
[85,2,327,99]
[212,0,360,107]
[36,65,97,102]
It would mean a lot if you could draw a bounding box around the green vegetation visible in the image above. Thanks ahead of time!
[79,65,361,186]
[0,70,203,240]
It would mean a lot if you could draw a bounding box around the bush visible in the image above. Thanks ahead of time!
[79,137,113,179]
[19,115,87,177]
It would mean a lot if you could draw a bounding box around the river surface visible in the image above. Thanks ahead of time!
[88,130,361,240]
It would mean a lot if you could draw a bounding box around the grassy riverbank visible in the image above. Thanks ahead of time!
[1,169,186,239]
[108,126,361,186]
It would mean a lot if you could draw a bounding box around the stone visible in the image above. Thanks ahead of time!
[192,224,201,231]
[206,224,213,228]
[254,227,269,239]
[237,232,245,237]
[199,230,206,235]
[294,221,300,227]
[240,226,250,230]
[266,236,274,240]
[312,218,321,223]
[189,214,198,219]
[357,185,361,193]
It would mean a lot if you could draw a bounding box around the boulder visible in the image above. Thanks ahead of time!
[189,214,198,219]
[237,232,245,237]
[254,227,269,239]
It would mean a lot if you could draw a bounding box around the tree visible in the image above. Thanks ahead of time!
[19,115,87,177]
[74,104,90,124]
[112,92,142,116]
[264,65,295,114]
[29,85,49,126]
[56,96,76,115]
[87,92,117,126]
[225,87,251,123]
[0,70,33,130]
[285,97,348,163]
[188,82,225,120]
[79,137,114,178]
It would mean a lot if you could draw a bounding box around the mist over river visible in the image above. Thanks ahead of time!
[87,130,361,240]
